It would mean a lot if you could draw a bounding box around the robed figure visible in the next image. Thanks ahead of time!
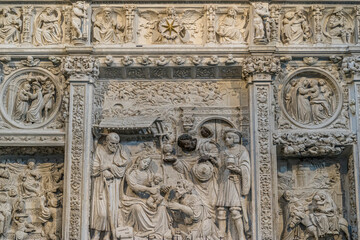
[90,133,130,240]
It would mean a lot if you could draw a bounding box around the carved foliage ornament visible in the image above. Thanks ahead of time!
[63,56,100,79]
[242,56,281,77]
[0,68,62,128]
[282,69,342,128]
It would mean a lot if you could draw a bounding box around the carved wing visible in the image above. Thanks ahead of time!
[91,8,102,22]
[139,9,159,22]
[181,10,203,24]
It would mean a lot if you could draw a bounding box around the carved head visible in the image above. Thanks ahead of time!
[177,134,197,152]
[103,7,112,20]
[175,179,194,197]
[45,7,53,15]
[223,129,242,146]
[227,7,237,17]
[23,82,31,91]
[166,7,176,17]
[105,132,120,153]
[137,156,152,171]
[200,125,214,138]
[27,158,36,170]
[333,6,344,16]
[153,174,163,185]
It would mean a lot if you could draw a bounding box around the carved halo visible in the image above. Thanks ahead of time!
[280,67,342,129]
[0,68,62,129]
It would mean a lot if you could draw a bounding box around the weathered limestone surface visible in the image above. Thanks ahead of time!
[0,1,358,240]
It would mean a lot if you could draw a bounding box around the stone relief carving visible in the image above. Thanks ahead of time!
[92,8,125,44]
[0,150,63,240]
[281,7,311,45]
[0,7,22,44]
[277,156,353,240]
[283,76,338,126]
[1,69,61,128]
[323,6,353,44]
[138,7,203,44]
[63,56,100,79]
[252,2,270,44]
[273,132,356,156]
[34,7,62,46]
[71,1,88,43]
[242,56,281,77]
[216,7,248,44]
[91,123,250,239]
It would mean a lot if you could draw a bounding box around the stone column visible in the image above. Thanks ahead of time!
[244,56,280,240]
[349,71,360,238]
[62,56,100,240]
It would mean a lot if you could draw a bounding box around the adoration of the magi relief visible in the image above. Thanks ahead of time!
[0,1,360,240]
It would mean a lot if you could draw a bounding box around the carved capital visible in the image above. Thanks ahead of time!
[242,56,281,79]
[62,56,100,81]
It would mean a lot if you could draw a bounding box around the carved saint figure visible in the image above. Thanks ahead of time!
[0,193,11,238]
[90,132,130,240]
[0,7,22,44]
[13,81,31,122]
[168,179,220,240]
[308,79,331,124]
[19,159,41,198]
[93,8,125,44]
[310,191,339,237]
[39,193,61,240]
[216,7,244,44]
[327,6,352,43]
[253,3,270,43]
[34,7,62,46]
[217,129,250,240]
[42,80,56,119]
[282,7,311,44]
[121,155,171,239]
[72,1,87,40]
[26,81,44,124]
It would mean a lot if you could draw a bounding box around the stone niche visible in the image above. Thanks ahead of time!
[276,146,357,240]
[0,146,64,240]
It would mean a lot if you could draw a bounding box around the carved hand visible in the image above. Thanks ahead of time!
[148,187,158,195]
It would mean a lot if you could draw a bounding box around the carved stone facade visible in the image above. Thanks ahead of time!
[0,1,359,240]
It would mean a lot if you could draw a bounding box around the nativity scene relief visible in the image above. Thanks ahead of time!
[90,118,251,240]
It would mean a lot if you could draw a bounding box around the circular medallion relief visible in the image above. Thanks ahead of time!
[282,69,342,128]
[0,68,62,128]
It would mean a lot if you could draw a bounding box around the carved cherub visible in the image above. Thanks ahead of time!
[146,174,164,209]
[139,7,203,44]
[122,56,134,66]
[156,56,169,66]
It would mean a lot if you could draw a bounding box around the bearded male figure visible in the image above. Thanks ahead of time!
[90,132,130,240]
[93,8,125,44]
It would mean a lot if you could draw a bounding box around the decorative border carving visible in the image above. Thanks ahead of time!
[69,85,85,240]
[255,85,273,239]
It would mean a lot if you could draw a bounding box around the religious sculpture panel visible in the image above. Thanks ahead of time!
[34,7,63,46]
[0,69,62,128]
[281,70,341,128]
[277,153,354,240]
[92,7,126,44]
[323,6,354,44]
[215,7,248,44]
[281,6,311,45]
[0,146,64,240]
[138,7,204,44]
[0,7,22,44]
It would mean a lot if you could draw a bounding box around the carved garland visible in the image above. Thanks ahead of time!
[69,85,85,240]
[256,85,273,239]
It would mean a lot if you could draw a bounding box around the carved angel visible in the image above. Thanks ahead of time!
[34,7,62,46]
[92,7,125,44]
[139,7,203,44]
[0,7,22,44]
